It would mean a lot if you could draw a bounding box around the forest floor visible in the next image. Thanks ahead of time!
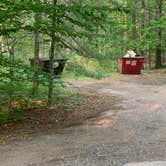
[0,85,120,144]
[0,69,166,166]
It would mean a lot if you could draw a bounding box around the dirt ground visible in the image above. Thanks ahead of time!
[0,69,166,166]
[0,84,120,144]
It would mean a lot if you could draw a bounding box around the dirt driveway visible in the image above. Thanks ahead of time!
[0,70,166,166]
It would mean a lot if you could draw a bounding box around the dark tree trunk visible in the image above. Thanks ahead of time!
[32,13,40,95]
[6,37,15,112]
[47,0,57,106]
[155,0,162,68]
[147,0,152,69]
[148,46,152,69]
[0,36,3,53]
[132,0,137,41]
[141,0,145,57]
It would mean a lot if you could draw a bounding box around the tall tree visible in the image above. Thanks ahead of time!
[32,12,41,95]
[132,0,137,41]
[47,0,57,105]
[155,0,162,68]
[141,0,145,57]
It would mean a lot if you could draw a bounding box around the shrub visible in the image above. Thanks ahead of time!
[0,107,9,125]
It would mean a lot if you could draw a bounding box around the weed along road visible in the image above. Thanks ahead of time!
[0,71,166,166]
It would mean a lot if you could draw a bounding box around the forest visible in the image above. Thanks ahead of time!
[0,0,166,125]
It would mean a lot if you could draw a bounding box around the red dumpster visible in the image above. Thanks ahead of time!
[118,57,144,74]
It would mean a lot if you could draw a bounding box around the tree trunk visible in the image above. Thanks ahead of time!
[0,36,3,53]
[132,0,137,41]
[148,46,152,69]
[47,0,57,106]
[147,0,152,69]
[141,0,145,57]
[155,0,162,69]
[32,13,40,95]
[6,37,15,112]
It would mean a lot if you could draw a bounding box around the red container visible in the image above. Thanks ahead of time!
[118,57,144,74]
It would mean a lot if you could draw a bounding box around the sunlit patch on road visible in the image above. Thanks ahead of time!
[82,109,117,127]
[83,118,116,127]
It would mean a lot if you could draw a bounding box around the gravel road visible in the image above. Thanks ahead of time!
[0,71,166,166]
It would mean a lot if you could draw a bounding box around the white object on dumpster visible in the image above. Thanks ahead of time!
[124,50,136,57]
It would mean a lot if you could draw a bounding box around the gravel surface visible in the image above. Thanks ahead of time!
[0,70,166,166]
[124,161,166,166]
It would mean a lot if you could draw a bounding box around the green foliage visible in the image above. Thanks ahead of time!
[0,0,165,124]
[0,107,9,125]
[0,54,68,124]
[65,55,110,79]
[0,54,43,113]
[11,108,25,122]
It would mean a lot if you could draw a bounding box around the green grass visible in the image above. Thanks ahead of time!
[62,71,92,80]
[159,65,166,69]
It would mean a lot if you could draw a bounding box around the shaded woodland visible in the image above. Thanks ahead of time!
[0,0,165,124]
